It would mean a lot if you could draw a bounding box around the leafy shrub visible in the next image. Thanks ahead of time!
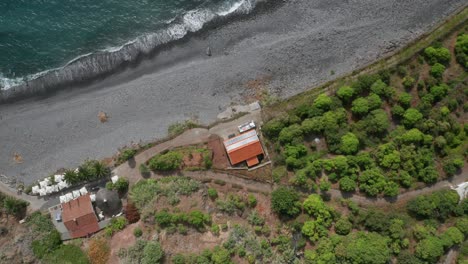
[424,46,451,65]
[247,211,265,226]
[403,108,423,127]
[351,98,369,116]
[398,92,412,107]
[278,124,303,145]
[407,190,460,221]
[430,63,445,78]
[402,76,415,89]
[314,94,333,110]
[142,241,164,264]
[336,86,355,102]
[105,217,127,236]
[3,195,28,219]
[207,188,218,200]
[455,33,468,68]
[44,245,89,264]
[247,194,257,208]
[117,148,137,164]
[335,217,352,235]
[106,177,129,194]
[262,119,286,139]
[148,151,182,171]
[216,194,246,215]
[415,236,444,262]
[339,177,356,192]
[340,132,359,154]
[133,227,143,237]
[271,187,301,217]
[139,163,150,175]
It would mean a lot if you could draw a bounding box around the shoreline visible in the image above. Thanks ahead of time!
[0,0,466,185]
[0,0,281,104]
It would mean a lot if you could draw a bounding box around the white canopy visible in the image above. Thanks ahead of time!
[54,174,64,182]
[65,192,74,201]
[58,181,69,190]
[72,190,81,199]
[59,195,67,204]
[52,185,59,193]
[111,175,119,184]
[39,180,48,188]
[79,187,88,195]
[39,188,47,196]
[45,186,54,194]
[90,194,96,202]
[32,185,40,194]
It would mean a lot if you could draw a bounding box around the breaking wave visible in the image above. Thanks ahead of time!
[0,0,257,101]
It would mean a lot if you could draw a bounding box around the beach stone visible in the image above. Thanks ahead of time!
[206,47,212,56]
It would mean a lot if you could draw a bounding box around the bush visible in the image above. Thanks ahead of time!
[148,151,182,171]
[211,224,220,236]
[398,92,412,107]
[44,245,90,264]
[32,230,62,259]
[335,217,352,235]
[271,187,301,217]
[424,46,451,65]
[314,94,333,110]
[440,227,464,249]
[117,148,137,164]
[247,194,257,208]
[142,241,164,264]
[87,238,109,264]
[336,86,355,102]
[339,177,356,192]
[430,63,445,78]
[3,195,28,219]
[207,188,218,200]
[402,76,415,89]
[262,119,286,139]
[133,227,143,237]
[455,217,468,236]
[278,124,303,145]
[107,177,129,194]
[415,236,444,262]
[403,108,423,127]
[105,217,127,236]
[216,194,246,215]
[407,190,460,221]
[351,98,369,116]
[340,132,359,154]
[455,33,468,68]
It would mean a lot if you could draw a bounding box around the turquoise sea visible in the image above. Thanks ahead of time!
[0,0,255,89]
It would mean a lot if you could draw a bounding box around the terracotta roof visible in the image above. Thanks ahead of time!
[224,131,264,165]
[246,156,260,167]
[62,194,99,238]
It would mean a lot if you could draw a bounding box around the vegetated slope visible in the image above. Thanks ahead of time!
[263,29,467,197]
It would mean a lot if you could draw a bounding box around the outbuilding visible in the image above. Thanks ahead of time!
[223,130,264,167]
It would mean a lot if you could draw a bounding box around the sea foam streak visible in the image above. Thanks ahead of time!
[0,0,256,97]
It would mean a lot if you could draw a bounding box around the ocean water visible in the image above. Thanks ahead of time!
[0,0,255,90]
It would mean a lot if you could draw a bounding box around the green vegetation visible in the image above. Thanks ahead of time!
[155,209,211,230]
[455,33,468,68]
[0,192,29,219]
[148,151,183,171]
[105,216,127,236]
[271,187,301,217]
[168,120,199,137]
[262,32,467,198]
[116,148,137,164]
[118,240,164,264]
[63,160,111,185]
[106,177,129,194]
[129,177,200,209]
[43,245,89,264]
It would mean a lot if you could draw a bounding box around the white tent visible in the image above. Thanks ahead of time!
[72,190,81,199]
[39,180,48,188]
[32,186,40,194]
[79,187,88,195]
[44,178,50,185]
[54,174,64,183]
[58,181,69,190]
[45,186,54,194]
[39,188,47,196]
[59,195,67,204]
[111,175,119,184]
[90,194,96,202]
[52,185,59,193]
[65,193,74,201]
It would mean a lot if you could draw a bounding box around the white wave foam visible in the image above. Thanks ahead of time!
[0,0,257,92]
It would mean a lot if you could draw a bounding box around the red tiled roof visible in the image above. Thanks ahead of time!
[246,156,260,167]
[224,131,264,166]
[62,194,99,238]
